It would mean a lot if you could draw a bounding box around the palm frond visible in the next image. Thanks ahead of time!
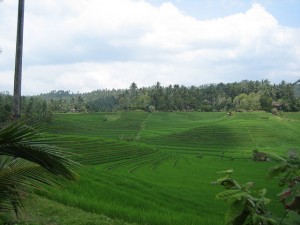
[0,121,79,180]
[0,157,74,215]
[0,121,80,215]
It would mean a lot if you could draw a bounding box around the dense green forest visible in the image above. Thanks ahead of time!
[1,79,300,123]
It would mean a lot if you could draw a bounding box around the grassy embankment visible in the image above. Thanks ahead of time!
[12,111,300,225]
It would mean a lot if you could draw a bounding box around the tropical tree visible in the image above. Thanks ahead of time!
[0,0,79,218]
[0,93,12,123]
[0,121,79,215]
[267,152,300,224]
[215,151,300,225]
[214,169,275,225]
[13,0,25,119]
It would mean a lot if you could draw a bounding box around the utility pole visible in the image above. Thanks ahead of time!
[13,0,25,118]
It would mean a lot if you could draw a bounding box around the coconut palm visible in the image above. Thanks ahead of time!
[0,121,79,215]
[1,0,78,216]
[13,0,25,118]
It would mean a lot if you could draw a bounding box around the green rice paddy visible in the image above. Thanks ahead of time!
[38,111,300,225]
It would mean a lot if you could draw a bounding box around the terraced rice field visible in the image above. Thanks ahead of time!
[40,111,300,225]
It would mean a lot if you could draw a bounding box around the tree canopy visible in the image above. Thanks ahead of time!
[1,80,300,124]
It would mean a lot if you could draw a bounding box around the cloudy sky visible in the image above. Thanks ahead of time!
[1,0,300,95]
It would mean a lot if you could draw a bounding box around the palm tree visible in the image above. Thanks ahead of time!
[0,121,79,215]
[13,0,25,119]
[1,0,79,217]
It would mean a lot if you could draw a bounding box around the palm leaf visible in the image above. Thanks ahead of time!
[0,121,79,180]
[0,159,60,215]
[0,121,80,215]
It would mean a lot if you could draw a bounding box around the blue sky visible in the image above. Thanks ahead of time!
[149,0,300,27]
[1,0,300,95]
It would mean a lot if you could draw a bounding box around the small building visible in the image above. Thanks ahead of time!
[253,150,267,161]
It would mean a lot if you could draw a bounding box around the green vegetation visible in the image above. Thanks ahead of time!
[3,195,136,225]
[214,169,276,225]
[4,111,295,225]
[0,92,12,124]
[2,80,299,125]
[41,80,299,113]
[215,151,300,225]
[0,122,78,216]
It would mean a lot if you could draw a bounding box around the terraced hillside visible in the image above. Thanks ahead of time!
[140,111,300,154]
[38,111,300,225]
[49,111,300,163]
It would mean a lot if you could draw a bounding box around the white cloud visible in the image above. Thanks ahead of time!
[0,1,299,94]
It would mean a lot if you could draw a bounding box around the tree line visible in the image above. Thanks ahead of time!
[1,79,300,123]
[42,79,300,113]
[0,92,52,124]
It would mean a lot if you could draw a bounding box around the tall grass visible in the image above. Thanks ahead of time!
[38,111,300,225]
